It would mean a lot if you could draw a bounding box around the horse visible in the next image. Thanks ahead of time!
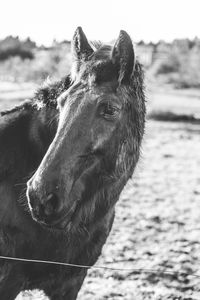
[0,27,146,299]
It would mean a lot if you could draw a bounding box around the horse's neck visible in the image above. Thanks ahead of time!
[0,104,58,183]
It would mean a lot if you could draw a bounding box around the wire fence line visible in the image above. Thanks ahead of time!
[0,255,200,279]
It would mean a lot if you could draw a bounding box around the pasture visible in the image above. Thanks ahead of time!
[1,82,199,299]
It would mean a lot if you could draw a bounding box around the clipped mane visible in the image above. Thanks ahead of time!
[0,75,72,116]
[0,100,33,116]
[33,75,72,108]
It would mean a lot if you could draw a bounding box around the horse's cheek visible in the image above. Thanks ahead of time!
[91,121,115,152]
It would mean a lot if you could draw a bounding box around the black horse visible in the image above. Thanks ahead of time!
[0,27,146,299]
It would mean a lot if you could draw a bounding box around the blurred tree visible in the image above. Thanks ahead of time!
[0,36,34,60]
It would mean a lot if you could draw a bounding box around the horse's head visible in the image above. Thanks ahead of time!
[27,27,145,230]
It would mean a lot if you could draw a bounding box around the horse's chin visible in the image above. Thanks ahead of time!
[30,210,73,231]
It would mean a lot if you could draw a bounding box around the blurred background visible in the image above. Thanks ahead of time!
[0,0,200,299]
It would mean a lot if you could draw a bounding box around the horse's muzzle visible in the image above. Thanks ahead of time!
[26,183,68,228]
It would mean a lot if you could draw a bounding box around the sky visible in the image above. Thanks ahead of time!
[0,0,199,45]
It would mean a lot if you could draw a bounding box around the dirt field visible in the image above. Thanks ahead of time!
[1,84,200,299]
[78,119,200,300]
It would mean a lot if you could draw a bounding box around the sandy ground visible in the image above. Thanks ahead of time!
[0,83,200,299]
[78,119,200,300]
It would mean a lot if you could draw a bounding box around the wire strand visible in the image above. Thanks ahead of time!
[0,255,200,279]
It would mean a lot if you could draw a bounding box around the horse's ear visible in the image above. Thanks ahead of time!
[112,30,135,84]
[72,27,94,61]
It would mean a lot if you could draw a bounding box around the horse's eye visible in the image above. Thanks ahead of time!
[99,103,119,120]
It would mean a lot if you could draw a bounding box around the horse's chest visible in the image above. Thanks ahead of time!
[0,183,19,224]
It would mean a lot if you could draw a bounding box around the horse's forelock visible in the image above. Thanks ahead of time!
[91,45,112,60]
[71,42,144,92]
[71,43,113,82]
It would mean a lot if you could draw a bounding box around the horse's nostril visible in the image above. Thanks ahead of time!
[44,193,60,216]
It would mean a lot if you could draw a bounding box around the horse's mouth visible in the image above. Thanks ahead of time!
[30,204,77,230]
[32,213,71,230]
